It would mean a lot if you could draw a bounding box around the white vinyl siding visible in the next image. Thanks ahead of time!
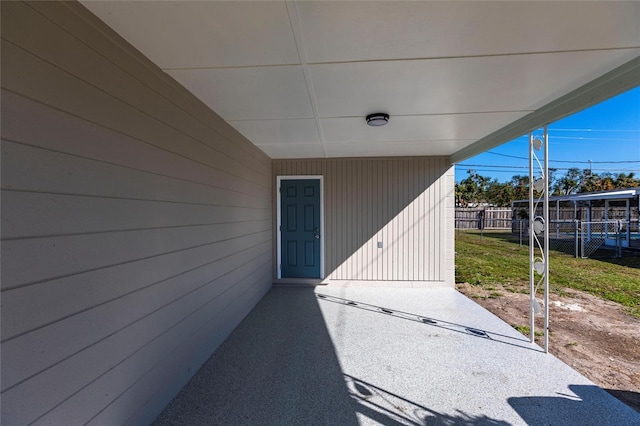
[273,158,454,284]
[1,2,272,425]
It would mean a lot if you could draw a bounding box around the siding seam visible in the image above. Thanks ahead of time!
[1,250,272,396]
[1,219,272,242]
[1,239,272,345]
[2,229,272,292]
[0,188,271,210]
[2,138,271,200]
[0,49,269,190]
[3,5,270,174]
[43,1,271,166]
[19,255,272,426]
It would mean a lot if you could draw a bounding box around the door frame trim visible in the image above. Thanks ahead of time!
[276,175,324,280]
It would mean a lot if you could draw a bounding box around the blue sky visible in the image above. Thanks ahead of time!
[455,86,640,183]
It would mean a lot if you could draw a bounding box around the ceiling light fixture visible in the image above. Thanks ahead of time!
[366,113,389,127]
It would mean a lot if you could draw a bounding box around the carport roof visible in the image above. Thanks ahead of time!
[513,187,640,204]
[81,1,640,161]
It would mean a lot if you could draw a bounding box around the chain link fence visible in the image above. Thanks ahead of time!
[580,220,631,258]
[506,219,637,258]
[455,207,639,258]
[510,219,577,255]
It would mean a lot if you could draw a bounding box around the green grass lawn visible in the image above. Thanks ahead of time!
[455,230,640,317]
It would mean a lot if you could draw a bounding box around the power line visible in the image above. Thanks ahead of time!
[551,136,640,142]
[505,134,639,142]
[457,169,536,174]
[548,128,640,133]
[457,163,640,172]
[548,141,640,147]
[485,151,640,164]
[460,164,527,169]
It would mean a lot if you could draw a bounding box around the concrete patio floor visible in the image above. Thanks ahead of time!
[153,287,640,425]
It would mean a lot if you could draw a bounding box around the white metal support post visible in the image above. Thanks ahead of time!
[528,133,535,343]
[543,128,550,353]
[529,127,550,353]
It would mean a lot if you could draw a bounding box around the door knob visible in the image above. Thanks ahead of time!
[314,234,320,239]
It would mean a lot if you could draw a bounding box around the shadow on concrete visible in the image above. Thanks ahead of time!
[316,293,543,353]
[152,288,359,425]
[153,288,515,425]
[605,389,640,413]
[508,384,640,425]
[345,374,511,426]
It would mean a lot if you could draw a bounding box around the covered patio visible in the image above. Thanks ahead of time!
[2,2,640,424]
[153,286,638,425]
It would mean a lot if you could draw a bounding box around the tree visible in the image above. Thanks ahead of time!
[509,175,530,201]
[485,180,514,206]
[614,172,639,189]
[553,167,581,195]
[580,169,599,193]
[598,173,616,191]
[455,170,491,207]
[455,168,640,208]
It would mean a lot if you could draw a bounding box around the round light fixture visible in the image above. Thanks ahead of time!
[366,113,389,127]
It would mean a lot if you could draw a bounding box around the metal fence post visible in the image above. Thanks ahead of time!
[519,220,523,247]
[581,221,585,258]
[574,219,579,258]
[617,219,622,258]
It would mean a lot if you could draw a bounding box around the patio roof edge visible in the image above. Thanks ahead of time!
[511,187,640,204]
[450,55,640,164]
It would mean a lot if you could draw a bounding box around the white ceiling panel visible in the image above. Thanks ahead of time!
[81,1,300,68]
[320,112,530,143]
[296,2,640,63]
[324,140,474,158]
[167,66,314,121]
[82,1,640,160]
[311,49,640,117]
[257,143,326,159]
[230,119,321,145]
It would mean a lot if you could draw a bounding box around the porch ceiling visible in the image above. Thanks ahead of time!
[81,1,640,161]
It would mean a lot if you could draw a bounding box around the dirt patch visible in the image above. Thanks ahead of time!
[456,283,640,412]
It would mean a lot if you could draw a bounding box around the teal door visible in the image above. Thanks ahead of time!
[281,179,321,278]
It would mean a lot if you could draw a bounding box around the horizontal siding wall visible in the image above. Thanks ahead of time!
[273,158,454,284]
[1,2,272,425]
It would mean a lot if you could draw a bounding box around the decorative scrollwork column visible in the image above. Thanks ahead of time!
[529,126,550,353]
